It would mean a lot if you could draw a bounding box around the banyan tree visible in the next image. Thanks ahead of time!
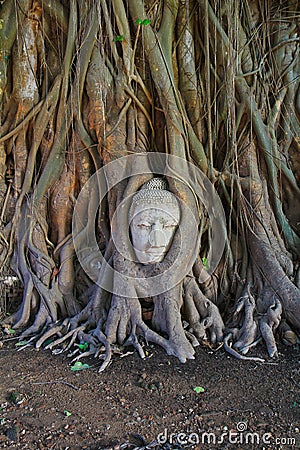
[0,0,300,370]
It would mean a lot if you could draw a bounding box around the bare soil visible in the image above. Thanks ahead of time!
[0,335,299,450]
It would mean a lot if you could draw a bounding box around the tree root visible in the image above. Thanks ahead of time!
[279,320,299,346]
[230,286,258,354]
[183,276,224,344]
[151,285,195,362]
[259,298,282,358]
[224,284,283,360]
[9,270,228,369]
[224,333,265,363]
[35,320,69,349]
[44,325,87,351]
[27,283,201,369]
[4,202,74,339]
[4,268,286,370]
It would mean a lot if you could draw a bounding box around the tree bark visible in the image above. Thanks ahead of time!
[0,0,299,370]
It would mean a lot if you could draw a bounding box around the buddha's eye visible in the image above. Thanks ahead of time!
[136,223,151,229]
[164,223,177,229]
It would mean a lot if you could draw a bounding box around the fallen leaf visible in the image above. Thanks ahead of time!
[70,361,91,371]
[77,342,89,352]
[15,341,27,347]
[193,386,205,394]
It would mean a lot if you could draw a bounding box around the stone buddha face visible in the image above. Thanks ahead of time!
[129,179,180,265]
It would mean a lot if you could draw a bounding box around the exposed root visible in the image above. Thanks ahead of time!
[18,304,53,340]
[279,320,299,346]
[16,334,44,351]
[230,286,258,354]
[259,298,282,358]
[225,284,283,360]
[5,203,73,338]
[5,278,35,330]
[184,328,200,348]
[71,349,98,362]
[81,325,113,372]
[224,333,265,363]
[183,276,224,344]
[3,265,288,370]
[238,337,262,355]
[9,272,225,369]
[151,284,195,363]
[44,325,87,351]
[124,328,146,359]
[35,320,69,349]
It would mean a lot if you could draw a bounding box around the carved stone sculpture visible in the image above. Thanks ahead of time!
[129,178,180,265]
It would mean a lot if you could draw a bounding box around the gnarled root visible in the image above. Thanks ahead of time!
[29,287,109,355]
[11,278,206,370]
[151,284,195,362]
[103,281,197,365]
[229,285,258,355]
[3,203,72,339]
[38,293,147,372]
[104,291,194,365]
[279,320,299,346]
[225,284,283,360]
[183,276,224,345]
[224,285,262,360]
[224,333,265,363]
[259,297,282,358]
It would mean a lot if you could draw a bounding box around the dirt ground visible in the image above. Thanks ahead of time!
[0,333,299,450]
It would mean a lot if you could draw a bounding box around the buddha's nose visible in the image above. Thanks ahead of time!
[148,223,166,247]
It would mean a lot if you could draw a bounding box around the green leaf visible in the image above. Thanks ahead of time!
[193,386,205,394]
[78,342,89,352]
[114,35,124,42]
[202,257,209,269]
[135,19,143,25]
[15,341,27,347]
[64,409,72,417]
[142,19,151,26]
[70,361,91,371]
[8,329,16,334]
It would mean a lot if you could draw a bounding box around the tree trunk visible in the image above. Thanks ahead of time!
[0,0,299,370]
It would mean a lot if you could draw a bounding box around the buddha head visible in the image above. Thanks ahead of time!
[129,178,180,265]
